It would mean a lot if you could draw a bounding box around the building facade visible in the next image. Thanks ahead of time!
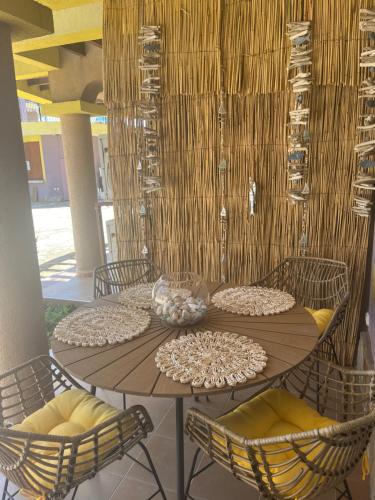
[19,99,109,203]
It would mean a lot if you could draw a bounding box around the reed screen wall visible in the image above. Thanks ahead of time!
[104,0,372,365]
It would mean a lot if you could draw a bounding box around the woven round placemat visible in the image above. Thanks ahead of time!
[118,282,155,309]
[155,330,267,389]
[212,286,295,316]
[54,305,151,347]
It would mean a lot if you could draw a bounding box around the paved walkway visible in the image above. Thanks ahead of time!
[33,203,76,266]
[32,202,114,266]
[40,252,93,302]
[32,202,114,302]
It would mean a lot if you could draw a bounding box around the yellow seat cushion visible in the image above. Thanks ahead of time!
[218,388,336,439]
[215,388,337,496]
[13,389,120,436]
[304,307,334,334]
[11,389,132,499]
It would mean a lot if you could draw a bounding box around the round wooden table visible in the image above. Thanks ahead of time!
[52,282,319,500]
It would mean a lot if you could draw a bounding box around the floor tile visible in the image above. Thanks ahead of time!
[191,393,232,414]
[156,395,228,440]
[189,458,258,500]
[188,458,370,500]
[93,389,173,432]
[110,476,178,500]
[64,470,122,500]
[346,462,370,500]
[128,395,174,431]
[106,452,139,478]
[127,434,198,493]
[94,387,126,410]
[0,476,14,497]
[155,403,186,439]
[314,491,335,500]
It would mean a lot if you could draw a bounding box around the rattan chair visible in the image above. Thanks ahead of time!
[93,258,161,299]
[251,256,350,362]
[0,355,166,500]
[92,258,161,409]
[185,354,375,499]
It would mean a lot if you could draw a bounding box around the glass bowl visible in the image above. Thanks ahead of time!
[152,272,210,327]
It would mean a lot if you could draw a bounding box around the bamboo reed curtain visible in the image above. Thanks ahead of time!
[104,0,372,366]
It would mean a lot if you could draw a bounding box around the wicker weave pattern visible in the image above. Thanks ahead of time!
[185,355,375,499]
[251,256,349,359]
[0,356,153,499]
[93,258,160,299]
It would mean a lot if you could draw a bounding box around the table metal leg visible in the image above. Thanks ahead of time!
[176,397,185,500]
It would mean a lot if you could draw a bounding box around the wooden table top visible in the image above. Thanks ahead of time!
[52,282,319,399]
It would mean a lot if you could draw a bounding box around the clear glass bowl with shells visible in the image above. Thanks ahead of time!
[152,272,210,327]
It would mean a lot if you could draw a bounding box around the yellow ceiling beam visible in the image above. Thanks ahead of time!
[91,122,107,136]
[13,3,102,53]
[22,122,61,137]
[14,61,48,81]
[34,0,97,10]
[14,47,61,71]
[17,81,52,105]
[14,48,61,82]
[0,0,53,41]
[22,120,107,137]
[23,135,43,143]
[42,100,106,116]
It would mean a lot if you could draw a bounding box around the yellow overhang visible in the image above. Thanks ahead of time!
[0,0,54,41]
[91,122,107,136]
[22,120,107,137]
[14,47,61,71]
[14,60,48,81]
[13,3,102,53]
[34,0,98,9]
[22,122,61,137]
[41,100,106,116]
[23,134,43,143]
[17,81,52,104]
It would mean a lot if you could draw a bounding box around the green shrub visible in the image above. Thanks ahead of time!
[44,303,76,341]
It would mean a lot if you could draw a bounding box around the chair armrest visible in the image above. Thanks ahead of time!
[0,355,84,390]
[318,294,349,344]
[61,404,154,479]
[250,265,283,288]
[185,407,248,456]
[73,404,153,444]
[280,353,375,419]
[0,355,84,425]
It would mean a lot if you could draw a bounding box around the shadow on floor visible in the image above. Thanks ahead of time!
[40,252,93,302]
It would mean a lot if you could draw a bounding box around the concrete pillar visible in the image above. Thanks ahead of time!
[0,23,48,373]
[60,113,102,275]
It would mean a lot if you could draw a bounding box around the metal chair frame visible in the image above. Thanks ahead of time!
[0,356,166,500]
[185,354,375,499]
[251,256,350,363]
[93,258,161,299]
[92,258,161,409]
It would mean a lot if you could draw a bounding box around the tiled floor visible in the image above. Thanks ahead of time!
[2,386,370,500]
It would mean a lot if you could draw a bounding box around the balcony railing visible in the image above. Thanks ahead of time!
[19,99,107,123]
